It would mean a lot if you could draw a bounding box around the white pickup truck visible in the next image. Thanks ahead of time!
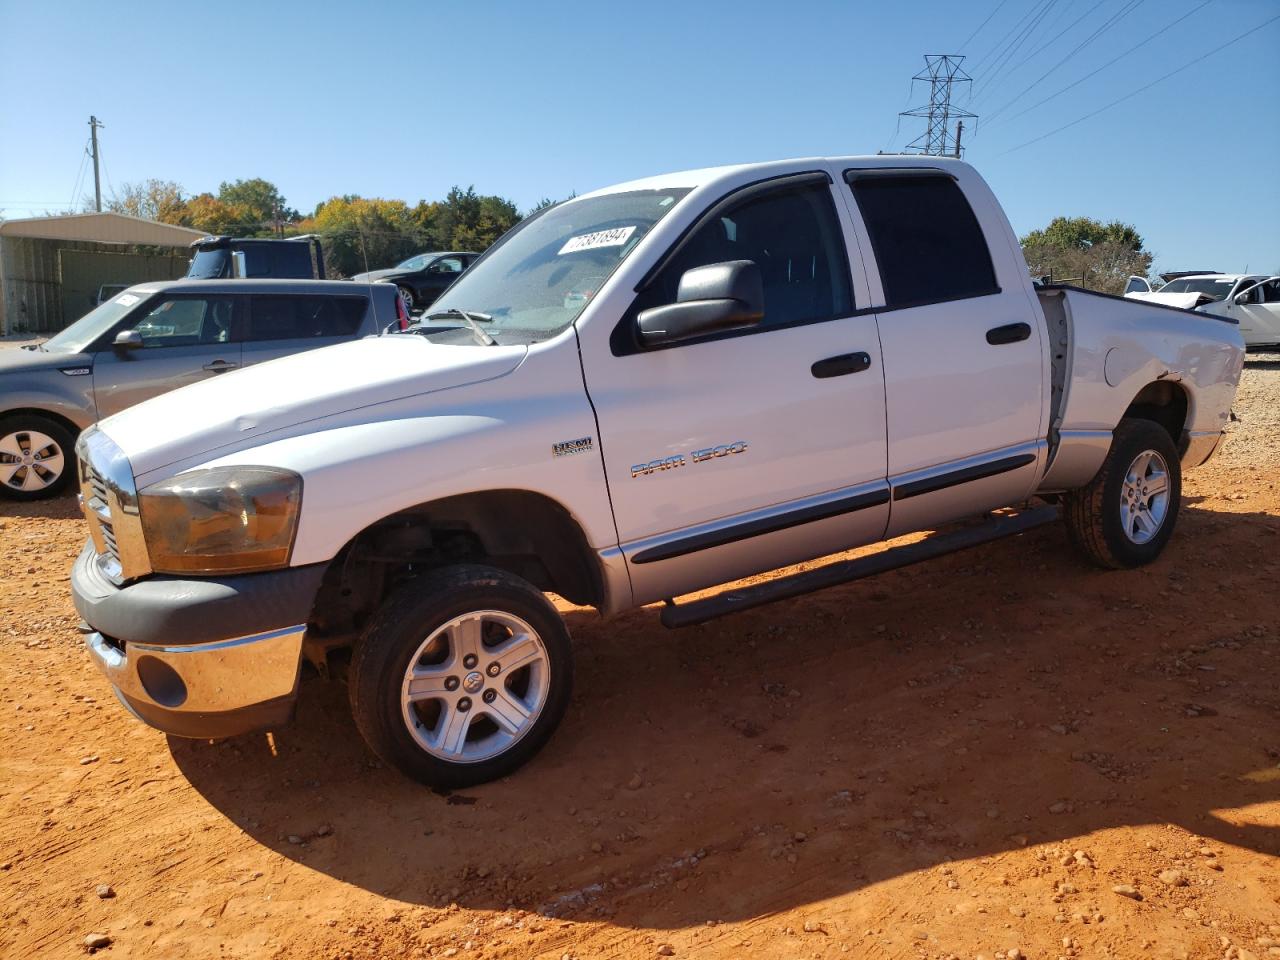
[71,157,1244,788]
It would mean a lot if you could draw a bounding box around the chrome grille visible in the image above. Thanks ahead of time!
[75,428,150,584]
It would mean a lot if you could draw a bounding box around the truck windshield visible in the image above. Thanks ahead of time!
[1159,277,1235,301]
[422,188,691,343]
[42,292,148,353]
[188,248,230,279]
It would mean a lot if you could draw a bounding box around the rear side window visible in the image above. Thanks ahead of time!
[246,295,366,341]
[848,173,998,309]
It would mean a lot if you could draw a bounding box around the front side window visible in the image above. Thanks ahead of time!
[423,188,691,343]
[849,173,998,308]
[630,180,854,336]
[131,297,235,348]
[428,257,464,274]
[245,295,366,341]
[1262,280,1280,304]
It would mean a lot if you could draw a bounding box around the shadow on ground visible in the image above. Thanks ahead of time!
[173,502,1280,930]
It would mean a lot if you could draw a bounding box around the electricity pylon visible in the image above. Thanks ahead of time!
[899,55,977,158]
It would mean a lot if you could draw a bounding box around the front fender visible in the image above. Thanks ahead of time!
[1,379,96,432]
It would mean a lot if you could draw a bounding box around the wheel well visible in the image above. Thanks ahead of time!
[0,407,84,441]
[308,490,602,648]
[1122,381,1188,448]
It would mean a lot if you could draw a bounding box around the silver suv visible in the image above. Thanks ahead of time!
[0,278,399,500]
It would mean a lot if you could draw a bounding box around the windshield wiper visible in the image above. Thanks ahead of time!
[424,308,497,346]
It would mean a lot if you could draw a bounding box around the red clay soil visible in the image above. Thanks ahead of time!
[2,356,1277,960]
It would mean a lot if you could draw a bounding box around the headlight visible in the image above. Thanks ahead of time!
[139,466,302,574]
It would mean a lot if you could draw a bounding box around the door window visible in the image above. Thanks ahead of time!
[630,180,853,339]
[130,297,236,348]
[1262,280,1280,304]
[245,295,367,341]
[848,173,999,309]
[428,257,465,274]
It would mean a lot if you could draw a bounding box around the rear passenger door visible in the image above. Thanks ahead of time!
[239,293,371,367]
[92,293,242,419]
[843,169,1045,537]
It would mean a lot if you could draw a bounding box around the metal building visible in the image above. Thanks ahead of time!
[0,213,207,335]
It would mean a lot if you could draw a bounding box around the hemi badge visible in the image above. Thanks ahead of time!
[553,436,594,458]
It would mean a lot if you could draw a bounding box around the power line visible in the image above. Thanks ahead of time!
[981,0,1147,124]
[69,137,90,211]
[968,0,1053,76]
[980,0,1108,107]
[958,0,1013,53]
[970,0,1062,107]
[998,12,1280,156]
[991,0,1212,129]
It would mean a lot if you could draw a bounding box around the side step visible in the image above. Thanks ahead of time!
[660,505,1059,629]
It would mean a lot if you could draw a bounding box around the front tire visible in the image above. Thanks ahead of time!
[349,565,573,788]
[0,414,76,500]
[1064,417,1181,569]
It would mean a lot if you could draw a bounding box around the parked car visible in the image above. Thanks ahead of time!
[72,157,1243,788]
[350,251,479,313]
[187,235,326,280]
[1125,273,1280,348]
[0,278,400,499]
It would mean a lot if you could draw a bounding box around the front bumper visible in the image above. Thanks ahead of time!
[72,542,327,738]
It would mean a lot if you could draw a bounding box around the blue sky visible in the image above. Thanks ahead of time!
[1,0,1276,273]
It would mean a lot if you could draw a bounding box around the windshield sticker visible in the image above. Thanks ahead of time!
[114,293,140,306]
[558,225,636,256]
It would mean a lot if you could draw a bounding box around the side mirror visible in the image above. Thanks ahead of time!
[636,260,765,347]
[1233,293,1249,306]
[112,330,144,351]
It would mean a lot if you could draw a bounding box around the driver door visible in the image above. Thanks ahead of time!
[92,294,242,419]
[581,174,890,606]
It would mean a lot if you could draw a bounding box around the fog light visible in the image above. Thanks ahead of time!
[136,655,187,708]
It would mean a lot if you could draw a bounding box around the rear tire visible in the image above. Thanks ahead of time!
[349,564,573,788]
[1064,417,1181,569]
[0,414,76,501]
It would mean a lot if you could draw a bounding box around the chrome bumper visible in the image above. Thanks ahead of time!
[84,625,305,738]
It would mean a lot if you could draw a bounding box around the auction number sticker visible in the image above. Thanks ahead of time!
[558,225,636,256]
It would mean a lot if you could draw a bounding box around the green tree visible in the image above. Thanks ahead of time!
[216,178,297,234]
[300,196,420,278]
[1020,216,1153,294]
[107,179,188,223]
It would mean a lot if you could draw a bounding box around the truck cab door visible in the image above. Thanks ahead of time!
[91,294,242,420]
[580,173,890,606]
[843,169,1046,538]
[1234,277,1280,346]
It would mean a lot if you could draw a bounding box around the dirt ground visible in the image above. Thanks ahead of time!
[2,357,1277,960]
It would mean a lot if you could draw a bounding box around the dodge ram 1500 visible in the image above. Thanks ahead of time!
[71,156,1244,787]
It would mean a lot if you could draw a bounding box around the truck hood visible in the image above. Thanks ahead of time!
[1126,291,1210,310]
[99,335,527,476]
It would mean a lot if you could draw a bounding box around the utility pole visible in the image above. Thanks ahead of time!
[88,115,104,212]
[899,55,976,157]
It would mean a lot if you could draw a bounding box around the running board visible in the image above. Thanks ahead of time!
[659,505,1059,629]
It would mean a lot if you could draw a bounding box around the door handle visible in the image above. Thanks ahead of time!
[811,352,872,379]
[986,322,1032,345]
[202,359,239,373]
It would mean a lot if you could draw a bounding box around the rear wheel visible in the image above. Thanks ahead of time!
[349,565,573,788]
[1064,418,1181,569]
[0,414,76,500]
